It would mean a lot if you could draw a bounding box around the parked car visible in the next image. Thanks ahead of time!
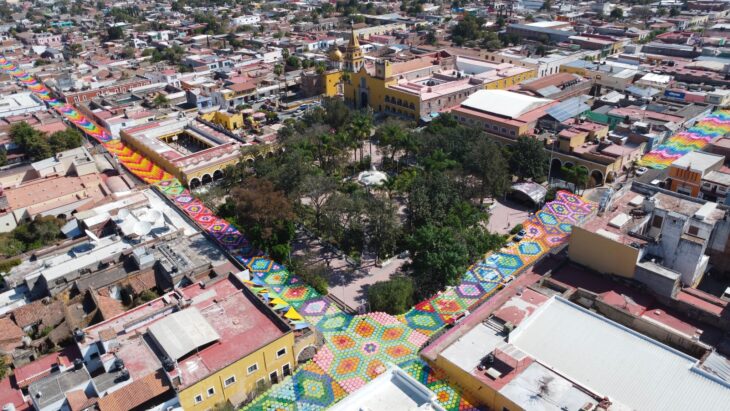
[635,167,648,176]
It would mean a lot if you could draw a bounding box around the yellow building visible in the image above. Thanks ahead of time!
[322,70,343,97]
[339,29,535,120]
[120,118,243,187]
[84,274,309,410]
[201,110,245,131]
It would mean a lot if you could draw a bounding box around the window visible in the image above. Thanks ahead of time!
[194,394,203,404]
[270,371,279,384]
[276,348,287,358]
[224,376,236,387]
[207,387,215,397]
[283,363,291,377]
[687,225,699,236]
[652,215,664,228]
[247,363,259,374]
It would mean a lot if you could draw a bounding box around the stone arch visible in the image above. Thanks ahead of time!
[563,162,575,168]
[590,169,604,187]
[265,151,274,159]
[190,178,201,189]
[213,169,224,181]
[296,345,318,364]
[245,157,255,165]
[201,174,213,185]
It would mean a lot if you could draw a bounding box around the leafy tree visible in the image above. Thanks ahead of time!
[230,177,296,260]
[106,26,124,41]
[610,7,624,20]
[67,43,83,58]
[375,120,413,170]
[669,6,680,17]
[286,55,301,69]
[406,171,464,229]
[367,276,414,314]
[152,94,169,108]
[48,129,83,153]
[0,355,9,379]
[10,122,51,161]
[422,149,458,172]
[561,165,589,193]
[365,197,401,261]
[300,174,337,230]
[451,14,485,45]
[425,30,437,45]
[321,97,351,131]
[508,136,548,181]
[406,224,468,297]
[496,16,505,29]
[320,191,366,254]
[120,46,136,59]
[465,138,510,205]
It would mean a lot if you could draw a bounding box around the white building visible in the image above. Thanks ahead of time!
[0,92,44,118]
[329,365,446,411]
[232,15,261,26]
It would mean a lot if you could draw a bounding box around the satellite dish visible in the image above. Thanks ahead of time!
[132,221,152,237]
[85,230,100,243]
[117,209,130,220]
[144,209,162,224]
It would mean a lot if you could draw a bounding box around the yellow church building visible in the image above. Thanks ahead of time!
[336,28,536,121]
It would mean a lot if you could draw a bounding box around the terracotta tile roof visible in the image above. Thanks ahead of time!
[124,269,157,295]
[97,370,171,411]
[11,300,65,329]
[66,389,98,411]
[94,293,125,321]
[0,317,25,351]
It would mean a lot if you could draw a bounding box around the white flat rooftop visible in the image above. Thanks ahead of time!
[509,297,730,411]
[461,90,552,119]
[671,151,724,173]
[329,366,445,411]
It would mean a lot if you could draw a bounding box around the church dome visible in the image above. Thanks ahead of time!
[329,47,343,62]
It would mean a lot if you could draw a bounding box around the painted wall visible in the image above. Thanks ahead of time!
[568,226,639,278]
[179,332,296,410]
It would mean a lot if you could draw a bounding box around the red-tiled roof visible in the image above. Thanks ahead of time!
[0,377,27,411]
[14,346,80,388]
[66,389,98,411]
[96,370,171,411]
[0,317,24,351]
[11,300,65,329]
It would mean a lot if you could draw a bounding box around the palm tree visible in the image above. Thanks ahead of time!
[349,112,373,164]
[153,94,169,108]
